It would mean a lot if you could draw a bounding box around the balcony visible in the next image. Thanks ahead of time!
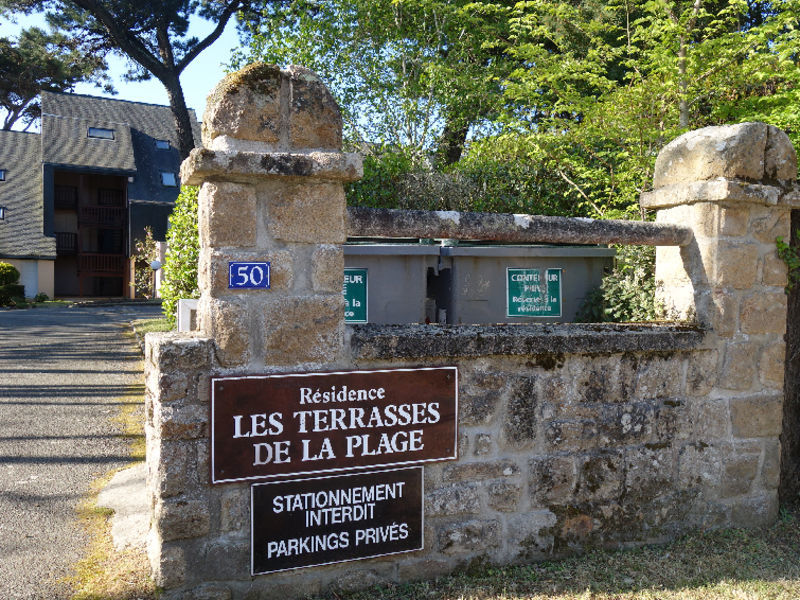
[78,206,125,227]
[78,253,126,275]
[55,232,77,255]
[54,186,78,210]
[98,188,124,207]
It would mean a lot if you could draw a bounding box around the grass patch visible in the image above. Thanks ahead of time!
[65,475,157,600]
[329,509,800,600]
[111,383,147,462]
[65,374,157,600]
[132,317,172,335]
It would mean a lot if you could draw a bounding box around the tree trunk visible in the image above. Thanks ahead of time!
[678,0,703,129]
[161,71,197,161]
[438,120,470,166]
[2,105,23,130]
[780,209,800,507]
[678,37,689,128]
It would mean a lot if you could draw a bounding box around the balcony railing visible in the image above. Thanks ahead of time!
[54,186,78,210]
[78,253,126,275]
[98,188,124,207]
[55,232,77,255]
[78,206,125,227]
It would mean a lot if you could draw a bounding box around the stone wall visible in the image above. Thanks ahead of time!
[143,64,797,600]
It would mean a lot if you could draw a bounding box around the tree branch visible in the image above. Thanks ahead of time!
[67,0,168,79]
[156,19,175,66]
[556,167,605,216]
[176,0,242,72]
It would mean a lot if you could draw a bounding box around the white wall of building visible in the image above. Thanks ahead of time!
[3,258,55,298]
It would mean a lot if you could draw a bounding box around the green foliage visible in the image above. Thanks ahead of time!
[454,137,584,216]
[132,226,158,299]
[9,295,28,308]
[776,232,800,293]
[0,26,109,130]
[241,0,800,221]
[574,285,607,323]
[1,0,248,155]
[576,246,663,323]
[239,0,800,322]
[346,149,416,208]
[349,156,478,212]
[132,317,171,334]
[347,143,580,216]
[160,186,199,327]
[488,0,800,218]
[0,261,19,285]
[33,292,49,302]
[0,283,25,306]
[237,0,517,163]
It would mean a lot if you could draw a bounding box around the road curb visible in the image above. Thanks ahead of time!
[96,463,149,552]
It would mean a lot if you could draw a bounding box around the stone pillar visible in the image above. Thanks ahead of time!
[144,63,362,598]
[641,122,799,525]
[181,63,362,369]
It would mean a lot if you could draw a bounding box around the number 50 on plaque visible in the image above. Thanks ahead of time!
[229,262,271,289]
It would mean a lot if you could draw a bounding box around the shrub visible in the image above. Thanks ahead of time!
[133,226,159,298]
[34,292,49,303]
[0,262,20,286]
[0,283,25,306]
[347,144,587,217]
[393,169,477,211]
[576,245,664,323]
[346,148,416,209]
[161,186,199,327]
[453,151,578,216]
[10,296,28,308]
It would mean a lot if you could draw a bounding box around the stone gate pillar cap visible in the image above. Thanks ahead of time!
[653,122,797,189]
[201,62,343,152]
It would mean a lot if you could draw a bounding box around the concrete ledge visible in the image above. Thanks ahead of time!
[181,149,363,185]
[349,322,709,360]
[348,206,692,246]
[640,179,790,209]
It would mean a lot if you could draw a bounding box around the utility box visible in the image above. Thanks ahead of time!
[343,243,441,324]
[439,245,615,324]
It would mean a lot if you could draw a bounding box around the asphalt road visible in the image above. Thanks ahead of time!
[0,303,162,600]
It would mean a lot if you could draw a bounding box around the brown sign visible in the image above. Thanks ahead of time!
[251,467,423,574]
[211,367,457,483]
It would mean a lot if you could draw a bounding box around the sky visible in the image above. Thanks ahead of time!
[0,11,243,128]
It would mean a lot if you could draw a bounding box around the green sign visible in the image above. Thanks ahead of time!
[343,268,368,323]
[506,268,562,318]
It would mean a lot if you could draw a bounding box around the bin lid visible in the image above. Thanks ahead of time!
[440,245,616,258]
[344,243,441,256]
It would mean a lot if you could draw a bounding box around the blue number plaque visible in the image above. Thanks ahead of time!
[228,262,271,289]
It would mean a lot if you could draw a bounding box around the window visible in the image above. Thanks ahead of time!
[155,139,170,150]
[161,172,177,187]
[0,170,5,181]
[87,127,115,140]
[0,207,6,220]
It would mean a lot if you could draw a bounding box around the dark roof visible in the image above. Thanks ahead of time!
[0,130,55,259]
[41,113,136,172]
[40,91,201,205]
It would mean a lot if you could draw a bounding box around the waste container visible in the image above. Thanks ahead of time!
[438,245,615,324]
[343,243,441,324]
